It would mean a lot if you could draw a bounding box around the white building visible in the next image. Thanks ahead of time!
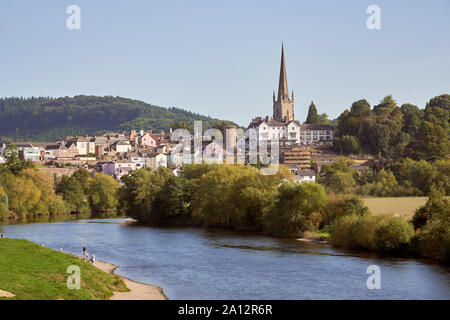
[146,153,168,171]
[114,140,132,153]
[296,170,316,183]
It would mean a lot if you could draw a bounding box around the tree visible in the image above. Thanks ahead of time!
[317,158,358,194]
[305,101,320,124]
[0,172,41,218]
[333,135,361,155]
[359,169,399,197]
[413,184,448,230]
[416,121,448,160]
[263,182,327,237]
[373,95,402,121]
[401,103,423,139]
[56,175,90,212]
[319,113,330,124]
[424,94,450,132]
[1,144,33,174]
[0,186,9,218]
[88,173,120,212]
[334,99,372,153]
[119,167,191,224]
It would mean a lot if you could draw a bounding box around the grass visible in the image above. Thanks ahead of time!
[363,197,428,220]
[0,238,128,300]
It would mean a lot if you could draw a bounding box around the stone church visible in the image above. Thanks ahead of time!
[248,45,333,145]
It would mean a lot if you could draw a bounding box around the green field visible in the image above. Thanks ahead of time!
[0,239,128,300]
[363,197,428,220]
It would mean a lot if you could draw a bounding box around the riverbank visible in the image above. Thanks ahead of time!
[93,260,167,300]
[0,238,167,300]
[0,238,128,299]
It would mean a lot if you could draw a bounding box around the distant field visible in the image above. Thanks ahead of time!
[363,197,428,220]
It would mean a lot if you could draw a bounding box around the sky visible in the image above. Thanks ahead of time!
[0,0,449,126]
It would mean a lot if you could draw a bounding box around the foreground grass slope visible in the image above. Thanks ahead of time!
[0,239,128,300]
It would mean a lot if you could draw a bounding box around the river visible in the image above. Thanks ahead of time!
[1,217,449,299]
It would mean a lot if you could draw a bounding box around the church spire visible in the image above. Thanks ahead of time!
[277,43,289,101]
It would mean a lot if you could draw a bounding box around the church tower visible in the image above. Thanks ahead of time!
[273,44,294,122]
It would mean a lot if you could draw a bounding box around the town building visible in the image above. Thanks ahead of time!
[102,160,138,180]
[146,153,168,171]
[113,140,132,153]
[296,170,316,183]
[281,146,312,174]
[16,143,44,162]
[45,142,78,159]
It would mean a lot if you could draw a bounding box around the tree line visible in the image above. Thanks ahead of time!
[305,94,449,160]
[318,157,450,197]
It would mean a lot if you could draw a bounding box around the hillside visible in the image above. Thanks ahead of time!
[0,96,236,141]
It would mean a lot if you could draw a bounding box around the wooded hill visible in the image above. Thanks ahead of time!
[0,95,236,141]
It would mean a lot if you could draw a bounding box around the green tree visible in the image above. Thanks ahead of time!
[359,169,399,197]
[413,184,448,230]
[333,135,361,155]
[305,101,320,124]
[0,186,9,218]
[415,121,448,160]
[263,182,327,237]
[88,173,120,212]
[401,103,423,139]
[317,158,357,194]
[56,175,90,212]
[319,113,330,124]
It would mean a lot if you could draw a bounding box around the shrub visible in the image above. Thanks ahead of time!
[322,194,369,226]
[414,189,450,263]
[413,185,448,230]
[331,213,413,251]
[330,214,386,250]
[373,217,415,251]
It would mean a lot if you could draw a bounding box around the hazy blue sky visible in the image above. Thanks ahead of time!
[1,0,449,126]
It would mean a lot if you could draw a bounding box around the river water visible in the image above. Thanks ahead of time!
[1,217,449,299]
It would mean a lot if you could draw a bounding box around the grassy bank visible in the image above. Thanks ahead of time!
[0,239,128,300]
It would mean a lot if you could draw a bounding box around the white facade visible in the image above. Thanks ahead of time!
[297,173,316,183]
[19,146,41,161]
[116,141,132,153]
[75,140,95,155]
[249,119,333,147]
[146,153,168,171]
